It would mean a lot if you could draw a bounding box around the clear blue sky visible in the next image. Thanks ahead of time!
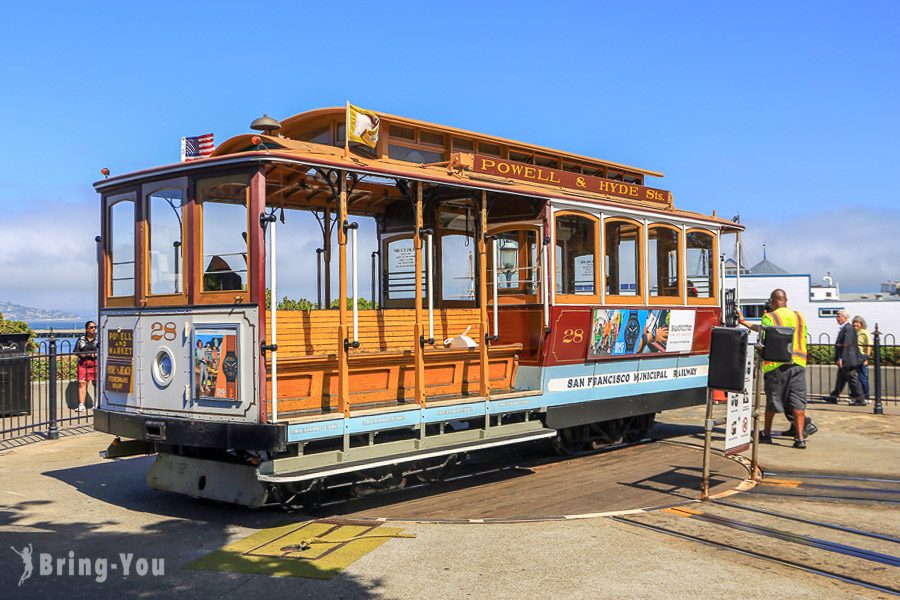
[1,1,898,315]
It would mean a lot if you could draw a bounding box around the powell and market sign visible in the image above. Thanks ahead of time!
[468,154,672,206]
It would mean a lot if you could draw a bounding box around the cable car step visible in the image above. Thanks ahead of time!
[257,426,556,483]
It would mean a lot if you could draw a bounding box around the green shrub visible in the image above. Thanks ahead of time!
[265,289,377,311]
[0,313,35,351]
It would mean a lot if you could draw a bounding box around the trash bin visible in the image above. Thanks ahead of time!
[0,333,31,417]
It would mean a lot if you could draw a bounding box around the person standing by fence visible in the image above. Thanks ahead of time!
[73,321,98,412]
[826,310,866,406]
[853,316,871,401]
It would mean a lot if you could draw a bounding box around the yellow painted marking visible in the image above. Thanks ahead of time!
[761,478,803,488]
[663,506,702,517]
[189,520,412,580]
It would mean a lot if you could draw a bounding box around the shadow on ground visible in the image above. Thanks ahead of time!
[0,457,385,599]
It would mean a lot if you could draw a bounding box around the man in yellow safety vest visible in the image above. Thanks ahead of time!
[738,289,810,449]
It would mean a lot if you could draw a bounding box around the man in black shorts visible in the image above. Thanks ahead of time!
[738,289,811,449]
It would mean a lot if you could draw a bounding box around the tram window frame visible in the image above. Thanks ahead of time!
[488,225,542,305]
[195,174,251,304]
[142,177,189,306]
[436,202,478,307]
[685,228,718,305]
[387,126,448,165]
[647,223,683,304]
[380,232,427,309]
[603,217,645,305]
[553,211,601,305]
[104,190,138,308]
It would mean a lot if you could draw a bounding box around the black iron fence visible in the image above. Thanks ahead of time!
[805,326,897,411]
[0,337,95,443]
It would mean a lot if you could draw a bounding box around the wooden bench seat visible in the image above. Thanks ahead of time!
[267,308,485,357]
[264,308,520,418]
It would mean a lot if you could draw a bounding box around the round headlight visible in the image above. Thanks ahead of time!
[152,348,175,387]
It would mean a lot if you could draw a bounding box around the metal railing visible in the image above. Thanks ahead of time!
[805,325,896,412]
[0,337,95,443]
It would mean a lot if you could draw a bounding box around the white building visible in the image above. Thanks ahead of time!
[725,258,900,342]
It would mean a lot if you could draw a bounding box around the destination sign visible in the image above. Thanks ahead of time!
[105,362,134,393]
[107,329,134,358]
[470,154,672,205]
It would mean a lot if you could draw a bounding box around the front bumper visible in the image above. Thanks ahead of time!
[93,409,287,452]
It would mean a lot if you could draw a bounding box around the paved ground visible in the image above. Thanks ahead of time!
[0,401,897,599]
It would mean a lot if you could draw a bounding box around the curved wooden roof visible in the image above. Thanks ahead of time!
[275,107,665,178]
[208,134,742,232]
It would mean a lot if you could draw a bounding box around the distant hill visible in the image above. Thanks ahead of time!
[0,300,83,322]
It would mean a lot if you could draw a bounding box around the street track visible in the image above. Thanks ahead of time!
[611,514,900,597]
[612,472,900,597]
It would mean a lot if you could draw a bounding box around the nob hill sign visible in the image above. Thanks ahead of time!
[468,154,672,205]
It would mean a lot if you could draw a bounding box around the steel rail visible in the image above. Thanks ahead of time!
[611,516,900,597]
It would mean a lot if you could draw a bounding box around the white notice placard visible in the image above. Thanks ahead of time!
[664,310,696,353]
[725,342,755,455]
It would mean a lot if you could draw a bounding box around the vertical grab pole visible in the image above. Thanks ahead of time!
[337,173,350,417]
[413,182,426,408]
[540,223,549,329]
[351,224,359,344]
[478,191,492,400]
[270,216,278,422]
[371,251,378,308]
[492,237,500,338]
[427,231,435,342]
[316,248,324,310]
[735,231,742,314]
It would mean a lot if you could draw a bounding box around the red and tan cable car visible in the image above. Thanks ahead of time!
[94,106,743,506]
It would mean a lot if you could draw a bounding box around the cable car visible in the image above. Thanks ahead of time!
[94,106,743,506]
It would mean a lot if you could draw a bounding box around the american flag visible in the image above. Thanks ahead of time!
[181,133,214,162]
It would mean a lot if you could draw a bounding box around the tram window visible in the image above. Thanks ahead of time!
[563,163,581,173]
[384,236,426,302]
[197,176,248,292]
[390,125,415,141]
[535,156,558,168]
[299,124,332,145]
[439,204,476,302]
[686,231,715,299]
[478,142,501,157]
[648,225,680,298]
[490,230,539,296]
[509,151,531,163]
[452,138,474,152]
[336,123,346,147]
[388,145,445,164]
[419,131,445,147]
[147,189,184,295]
[605,220,641,297]
[555,214,596,296]
[108,196,135,297]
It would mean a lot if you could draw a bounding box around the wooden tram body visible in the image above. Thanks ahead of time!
[94,107,742,506]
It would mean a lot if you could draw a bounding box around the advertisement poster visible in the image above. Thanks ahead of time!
[193,328,240,401]
[588,309,695,359]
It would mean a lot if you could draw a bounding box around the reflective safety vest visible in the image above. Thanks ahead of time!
[761,307,808,372]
